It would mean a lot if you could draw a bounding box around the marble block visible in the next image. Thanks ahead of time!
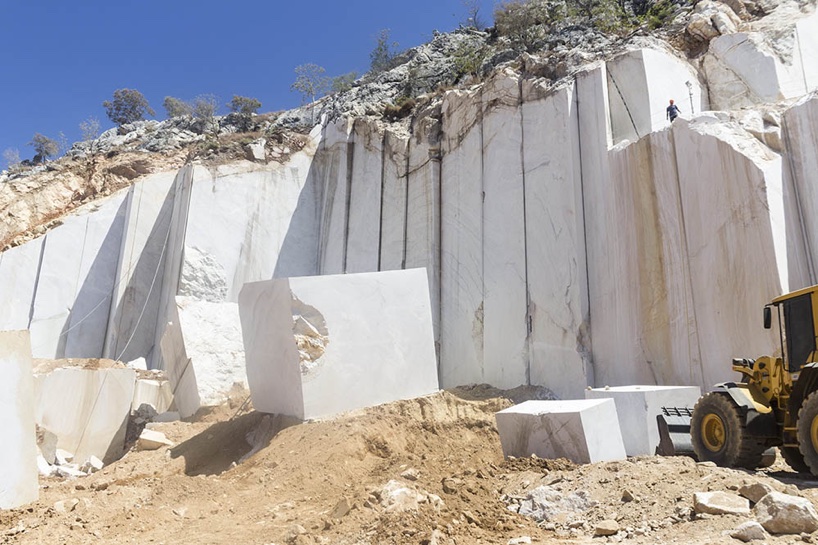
[132,378,173,414]
[585,385,701,456]
[33,367,136,464]
[0,331,38,509]
[495,399,626,464]
[239,268,439,420]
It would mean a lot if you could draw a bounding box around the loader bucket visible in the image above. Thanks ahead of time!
[656,406,694,457]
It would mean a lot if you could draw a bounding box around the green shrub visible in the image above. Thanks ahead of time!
[331,72,358,94]
[227,95,262,115]
[494,0,567,51]
[192,94,219,120]
[370,29,400,73]
[28,133,59,161]
[644,0,674,29]
[163,96,192,118]
[291,64,330,104]
[452,40,487,78]
[103,89,155,126]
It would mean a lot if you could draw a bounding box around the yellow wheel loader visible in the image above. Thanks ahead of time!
[690,284,818,473]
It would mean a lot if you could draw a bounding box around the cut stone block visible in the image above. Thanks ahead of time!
[33,366,136,464]
[495,399,626,464]
[136,429,173,451]
[239,268,439,420]
[132,378,173,414]
[0,331,38,509]
[585,385,701,456]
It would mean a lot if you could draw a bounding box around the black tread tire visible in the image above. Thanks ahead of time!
[796,391,818,475]
[691,392,766,469]
[781,446,810,473]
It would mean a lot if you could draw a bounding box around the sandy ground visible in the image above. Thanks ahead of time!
[3,385,818,545]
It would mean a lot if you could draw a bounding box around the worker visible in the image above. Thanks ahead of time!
[667,99,681,123]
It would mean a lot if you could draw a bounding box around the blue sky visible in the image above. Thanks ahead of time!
[0,0,496,167]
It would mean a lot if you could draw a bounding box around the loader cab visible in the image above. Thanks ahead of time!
[767,286,818,372]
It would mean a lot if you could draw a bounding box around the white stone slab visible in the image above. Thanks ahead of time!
[345,119,383,273]
[0,331,38,509]
[783,96,818,286]
[495,399,626,463]
[591,129,704,388]
[673,118,785,387]
[0,239,43,331]
[440,87,485,388]
[585,385,701,456]
[481,70,529,389]
[33,367,136,464]
[132,378,173,414]
[151,165,194,373]
[239,268,439,420]
[379,130,409,271]
[29,192,127,359]
[521,80,590,399]
[177,296,246,405]
[317,118,353,275]
[158,305,201,419]
[405,111,442,339]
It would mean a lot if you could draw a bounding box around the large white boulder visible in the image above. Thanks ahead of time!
[239,268,439,420]
[33,364,135,464]
[0,331,38,509]
[495,399,626,464]
[176,296,246,405]
[586,385,701,456]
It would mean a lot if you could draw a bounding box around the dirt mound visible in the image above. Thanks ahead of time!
[4,389,818,545]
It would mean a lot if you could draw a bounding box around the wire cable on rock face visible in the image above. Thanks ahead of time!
[114,203,173,363]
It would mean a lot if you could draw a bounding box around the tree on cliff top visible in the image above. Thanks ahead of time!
[370,29,400,73]
[103,89,155,126]
[291,64,330,106]
[28,133,59,162]
[227,95,262,115]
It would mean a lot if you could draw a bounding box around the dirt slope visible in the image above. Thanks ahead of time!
[3,387,818,545]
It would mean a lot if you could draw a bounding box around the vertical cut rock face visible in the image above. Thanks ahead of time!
[2,36,817,402]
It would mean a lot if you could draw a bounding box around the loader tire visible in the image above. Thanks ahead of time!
[691,392,766,469]
[796,391,818,476]
[781,446,810,473]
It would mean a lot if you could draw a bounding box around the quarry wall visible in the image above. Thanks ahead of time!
[1,37,817,401]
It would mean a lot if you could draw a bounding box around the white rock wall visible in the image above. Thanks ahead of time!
[440,87,486,387]
[317,119,353,275]
[782,95,818,286]
[481,70,529,389]
[0,239,43,331]
[104,171,180,364]
[346,119,384,274]
[406,110,442,341]
[379,130,409,271]
[521,80,591,398]
[1,41,816,406]
[673,117,788,387]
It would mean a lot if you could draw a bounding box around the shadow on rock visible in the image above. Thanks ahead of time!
[169,411,300,476]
